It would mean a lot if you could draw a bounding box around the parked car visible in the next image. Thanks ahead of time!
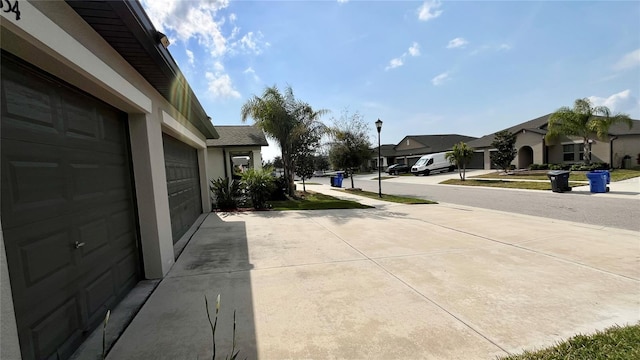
[387,163,410,175]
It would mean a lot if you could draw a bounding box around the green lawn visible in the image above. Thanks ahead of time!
[269,191,372,210]
[441,179,584,191]
[470,169,640,182]
[502,323,640,360]
[335,189,437,204]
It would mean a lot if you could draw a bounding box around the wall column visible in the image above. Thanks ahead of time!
[484,149,492,170]
[128,113,175,279]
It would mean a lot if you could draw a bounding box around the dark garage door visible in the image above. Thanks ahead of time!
[468,151,485,169]
[1,54,140,360]
[162,133,202,242]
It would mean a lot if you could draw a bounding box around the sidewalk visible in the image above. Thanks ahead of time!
[106,188,640,359]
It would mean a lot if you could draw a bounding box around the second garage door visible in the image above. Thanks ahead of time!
[163,134,202,242]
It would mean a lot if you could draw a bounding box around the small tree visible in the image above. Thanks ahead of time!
[446,142,475,180]
[490,130,517,172]
[290,107,325,192]
[313,154,330,172]
[295,153,315,192]
[328,110,372,188]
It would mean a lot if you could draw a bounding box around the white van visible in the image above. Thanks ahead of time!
[411,152,454,176]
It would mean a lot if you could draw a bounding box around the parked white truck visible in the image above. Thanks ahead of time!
[410,152,455,176]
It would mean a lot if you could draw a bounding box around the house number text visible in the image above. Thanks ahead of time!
[1,0,20,21]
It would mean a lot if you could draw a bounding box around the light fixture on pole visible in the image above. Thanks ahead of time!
[375,119,383,198]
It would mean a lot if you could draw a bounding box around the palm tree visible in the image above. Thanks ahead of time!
[546,98,632,164]
[445,142,474,180]
[241,85,327,196]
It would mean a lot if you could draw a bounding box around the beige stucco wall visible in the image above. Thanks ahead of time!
[207,148,227,182]
[513,130,545,168]
[395,137,429,151]
[1,2,216,357]
[612,135,640,168]
[547,134,611,165]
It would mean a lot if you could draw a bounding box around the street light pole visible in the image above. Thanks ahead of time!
[375,119,383,198]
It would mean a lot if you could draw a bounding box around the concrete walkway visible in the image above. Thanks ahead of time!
[107,186,640,359]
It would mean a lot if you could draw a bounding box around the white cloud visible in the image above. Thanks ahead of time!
[213,61,224,72]
[408,42,420,56]
[337,0,349,3]
[186,49,194,65]
[206,71,241,99]
[142,0,229,56]
[385,58,404,71]
[385,42,420,70]
[431,72,450,86]
[447,37,468,49]
[417,0,443,21]
[243,67,260,82]
[235,31,269,54]
[140,0,268,103]
[613,49,640,71]
[588,90,639,114]
[498,43,511,51]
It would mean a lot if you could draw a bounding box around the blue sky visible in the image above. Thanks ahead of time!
[141,0,640,160]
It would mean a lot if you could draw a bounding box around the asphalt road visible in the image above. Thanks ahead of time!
[307,174,640,232]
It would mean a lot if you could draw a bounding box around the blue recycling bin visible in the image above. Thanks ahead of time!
[590,170,610,184]
[335,172,343,187]
[586,171,608,193]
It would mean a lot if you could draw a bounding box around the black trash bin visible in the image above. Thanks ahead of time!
[547,170,572,193]
[330,176,336,187]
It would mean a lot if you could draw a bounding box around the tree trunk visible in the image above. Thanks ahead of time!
[462,164,466,181]
[583,138,591,165]
[302,178,306,192]
[281,150,295,197]
[458,165,463,180]
[350,169,354,188]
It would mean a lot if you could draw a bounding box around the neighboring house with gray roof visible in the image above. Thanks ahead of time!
[371,134,478,169]
[467,114,640,169]
[206,125,269,181]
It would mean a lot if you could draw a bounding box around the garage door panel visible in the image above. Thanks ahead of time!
[27,297,83,360]
[2,142,67,218]
[83,269,116,321]
[1,72,58,132]
[3,223,78,305]
[115,252,139,291]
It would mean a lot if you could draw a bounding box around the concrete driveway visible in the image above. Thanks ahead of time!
[107,188,639,359]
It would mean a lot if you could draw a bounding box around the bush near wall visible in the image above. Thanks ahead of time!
[530,163,609,171]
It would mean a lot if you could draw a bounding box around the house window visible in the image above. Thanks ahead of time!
[406,139,410,146]
[563,144,575,161]
[563,143,584,162]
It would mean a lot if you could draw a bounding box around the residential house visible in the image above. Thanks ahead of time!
[372,134,478,170]
[0,1,225,359]
[467,114,640,170]
[370,144,397,169]
[206,125,269,182]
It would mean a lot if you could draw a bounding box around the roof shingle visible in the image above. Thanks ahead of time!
[206,126,268,147]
